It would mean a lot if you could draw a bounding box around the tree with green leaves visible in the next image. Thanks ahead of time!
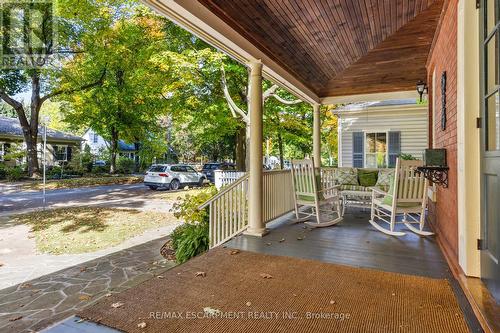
[0,0,136,177]
[59,10,170,173]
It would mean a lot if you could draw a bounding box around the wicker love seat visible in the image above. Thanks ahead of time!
[324,167,394,215]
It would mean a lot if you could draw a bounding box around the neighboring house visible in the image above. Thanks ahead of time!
[335,99,428,168]
[82,129,140,162]
[0,116,83,166]
[82,129,178,164]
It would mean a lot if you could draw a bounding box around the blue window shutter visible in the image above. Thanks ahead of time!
[388,131,401,167]
[352,132,364,167]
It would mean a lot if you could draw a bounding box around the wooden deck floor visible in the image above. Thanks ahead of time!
[225,209,483,332]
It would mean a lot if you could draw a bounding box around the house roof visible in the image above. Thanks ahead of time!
[118,140,137,151]
[334,99,423,113]
[0,116,83,142]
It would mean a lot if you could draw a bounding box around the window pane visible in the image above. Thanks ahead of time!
[376,153,387,168]
[376,133,387,153]
[366,133,375,153]
[366,154,376,168]
[486,33,499,94]
[486,91,500,150]
[486,0,499,36]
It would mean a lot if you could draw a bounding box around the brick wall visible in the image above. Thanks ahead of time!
[427,0,459,265]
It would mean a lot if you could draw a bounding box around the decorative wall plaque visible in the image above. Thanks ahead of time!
[441,71,447,131]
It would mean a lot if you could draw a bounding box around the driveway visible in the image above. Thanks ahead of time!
[0,183,166,216]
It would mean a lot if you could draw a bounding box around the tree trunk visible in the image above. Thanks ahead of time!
[278,131,284,170]
[24,131,40,177]
[110,127,118,174]
[235,126,246,171]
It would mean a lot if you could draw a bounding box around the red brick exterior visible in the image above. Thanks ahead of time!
[427,0,459,265]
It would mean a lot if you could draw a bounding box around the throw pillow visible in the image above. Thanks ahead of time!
[376,169,394,187]
[358,170,378,187]
[337,169,358,186]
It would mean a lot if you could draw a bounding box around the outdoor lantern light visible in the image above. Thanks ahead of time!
[416,80,427,102]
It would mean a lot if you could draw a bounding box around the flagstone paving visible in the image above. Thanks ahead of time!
[0,236,176,333]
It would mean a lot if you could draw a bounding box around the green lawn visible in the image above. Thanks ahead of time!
[19,176,143,191]
[11,207,177,254]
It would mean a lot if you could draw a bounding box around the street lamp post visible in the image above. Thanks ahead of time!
[42,116,49,210]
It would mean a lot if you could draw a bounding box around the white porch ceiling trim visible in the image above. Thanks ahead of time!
[142,0,320,104]
[321,90,420,105]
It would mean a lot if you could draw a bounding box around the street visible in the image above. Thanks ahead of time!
[0,183,162,216]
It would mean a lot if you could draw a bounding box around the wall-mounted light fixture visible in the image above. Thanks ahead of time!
[416,80,428,102]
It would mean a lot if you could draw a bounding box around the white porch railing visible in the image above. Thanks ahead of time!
[263,170,294,223]
[199,174,249,248]
[200,170,298,248]
[214,170,246,190]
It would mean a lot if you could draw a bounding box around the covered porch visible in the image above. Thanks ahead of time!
[39,0,498,332]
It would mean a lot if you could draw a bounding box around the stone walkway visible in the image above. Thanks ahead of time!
[0,223,178,289]
[0,236,177,333]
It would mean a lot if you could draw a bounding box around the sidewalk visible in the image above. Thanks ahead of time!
[0,236,177,333]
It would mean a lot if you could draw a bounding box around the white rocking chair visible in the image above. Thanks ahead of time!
[290,159,343,228]
[369,158,434,237]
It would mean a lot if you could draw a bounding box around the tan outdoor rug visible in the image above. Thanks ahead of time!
[79,248,470,333]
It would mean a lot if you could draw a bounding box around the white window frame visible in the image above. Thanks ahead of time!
[364,131,389,168]
[54,145,68,162]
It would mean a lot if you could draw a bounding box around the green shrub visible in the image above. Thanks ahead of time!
[116,157,136,174]
[0,164,6,180]
[399,153,417,161]
[172,221,209,264]
[170,186,217,263]
[5,166,24,182]
[47,166,62,179]
[92,165,109,174]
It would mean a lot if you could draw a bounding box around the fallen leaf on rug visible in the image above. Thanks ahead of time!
[279,238,285,243]
[203,307,222,316]
[137,322,147,328]
[230,250,240,255]
[259,273,273,279]
[79,295,91,301]
[195,271,206,277]
[111,302,124,308]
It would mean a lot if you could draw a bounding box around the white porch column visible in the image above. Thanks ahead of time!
[313,103,321,167]
[245,60,267,237]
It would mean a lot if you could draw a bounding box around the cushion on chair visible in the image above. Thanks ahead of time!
[376,169,394,187]
[337,169,358,185]
[339,185,368,191]
[382,174,395,205]
[358,170,378,187]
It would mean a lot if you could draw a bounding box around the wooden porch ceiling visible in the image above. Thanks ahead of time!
[198,0,444,98]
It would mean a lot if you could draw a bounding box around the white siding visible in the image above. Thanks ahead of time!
[339,106,428,167]
[82,129,108,155]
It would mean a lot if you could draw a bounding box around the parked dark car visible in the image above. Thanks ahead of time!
[201,162,236,183]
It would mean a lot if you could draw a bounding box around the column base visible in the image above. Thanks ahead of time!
[244,227,269,237]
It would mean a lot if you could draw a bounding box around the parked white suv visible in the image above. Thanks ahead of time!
[144,164,207,190]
